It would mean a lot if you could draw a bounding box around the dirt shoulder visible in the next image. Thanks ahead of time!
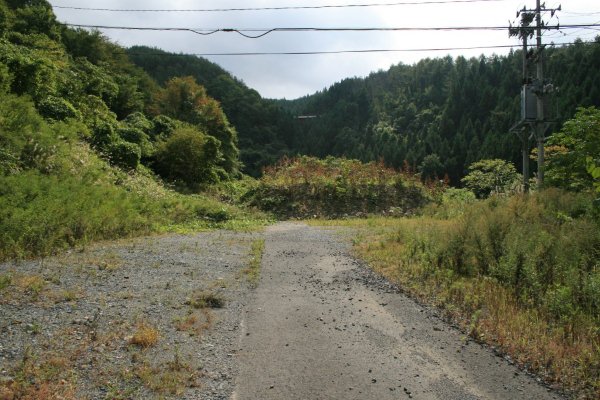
[232,222,564,400]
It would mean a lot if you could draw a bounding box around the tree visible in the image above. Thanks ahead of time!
[152,76,239,176]
[419,153,444,181]
[545,107,600,191]
[461,159,521,198]
[153,127,223,188]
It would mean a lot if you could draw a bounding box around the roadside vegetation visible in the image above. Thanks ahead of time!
[316,108,600,399]
[248,156,436,219]
[0,1,268,261]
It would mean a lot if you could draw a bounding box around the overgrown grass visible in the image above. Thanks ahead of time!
[185,290,225,309]
[248,156,435,219]
[242,238,265,286]
[319,189,599,399]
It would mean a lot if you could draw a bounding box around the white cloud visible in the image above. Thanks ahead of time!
[50,0,599,99]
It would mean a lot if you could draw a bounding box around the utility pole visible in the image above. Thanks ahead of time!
[535,0,545,187]
[509,1,560,191]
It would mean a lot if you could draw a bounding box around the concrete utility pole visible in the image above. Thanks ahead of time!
[535,0,545,187]
[509,1,560,191]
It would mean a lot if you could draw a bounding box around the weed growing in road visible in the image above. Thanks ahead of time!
[0,272,12,291]
[243,238,265,286]
[186,290,225,309]
[174,309,214,337]
[1,347,78,400]
[135,354,199,396]
[129,322,160,349]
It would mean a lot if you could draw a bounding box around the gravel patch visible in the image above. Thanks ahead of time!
[0,231,261,399]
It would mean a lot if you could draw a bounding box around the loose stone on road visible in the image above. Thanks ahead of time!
[232,222,562,400]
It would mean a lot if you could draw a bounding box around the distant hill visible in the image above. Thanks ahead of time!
[277,39,600,183]
[127,46,298,176]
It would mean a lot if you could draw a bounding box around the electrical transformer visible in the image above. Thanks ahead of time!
[521,85,537,121]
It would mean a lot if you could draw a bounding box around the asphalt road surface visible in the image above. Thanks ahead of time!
[231,222,563,400]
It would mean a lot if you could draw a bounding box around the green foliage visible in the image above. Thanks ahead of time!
[128,46,295,176]
[249,156,431,218]
[153,127,223,188]
[108,140,141,170]
[412,189,599,322]
[546,106,600,191]
[424,187,476,219]
[151,114,177,139]
[37,95,80,121]
[0,39,60,101]
[461,159,521,198]
[419,153,444,181]
[10,1,60,41]
[0,94,64,174]
[152,76,239,176]
[0,61,11,93]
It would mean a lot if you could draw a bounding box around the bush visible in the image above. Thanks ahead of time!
[461,159,521,198]
[108,140,141,170]
[153,127,223,188]
[0,171,151,259]
[37,95,80,121]
[408,190,599,323]
[250,156,430,218]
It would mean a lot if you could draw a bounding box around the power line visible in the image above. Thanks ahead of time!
[124,41,595,57]
[51,0,505,13]
[64,23,600,39]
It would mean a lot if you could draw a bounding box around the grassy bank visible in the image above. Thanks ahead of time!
[0,95,268,261]
[318,190,599,399]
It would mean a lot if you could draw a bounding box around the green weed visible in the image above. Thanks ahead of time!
[243,238,265,285]
[186,290,225,309]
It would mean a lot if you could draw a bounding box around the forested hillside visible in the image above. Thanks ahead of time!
[279,40,600,184]
[127,46,297,176]
[0,0,262,259]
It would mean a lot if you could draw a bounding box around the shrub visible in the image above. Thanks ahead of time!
[153,127,223,188]
[250,156,430,218]
[461,159,521,198]
[37,95,80,121]
[108,140,141,170]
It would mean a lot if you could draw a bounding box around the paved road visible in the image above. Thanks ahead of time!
[231,223,562,400]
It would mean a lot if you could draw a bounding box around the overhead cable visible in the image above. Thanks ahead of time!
[51,0,505,13]
[125,41,596,57]
[64,23,600,38]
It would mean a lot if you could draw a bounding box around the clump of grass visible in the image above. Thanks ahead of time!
[135,352,200,395]
[16,275,47,293]
[185,291,225,309]
[0,272,13,291]
[242,238,265,285]
[129,322,160,349]
[174,309,214,336]
[1,349,77,400]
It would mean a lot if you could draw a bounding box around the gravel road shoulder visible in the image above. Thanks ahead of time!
[0,231,261,399]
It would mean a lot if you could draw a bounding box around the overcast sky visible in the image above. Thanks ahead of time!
[49,0,599,99]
